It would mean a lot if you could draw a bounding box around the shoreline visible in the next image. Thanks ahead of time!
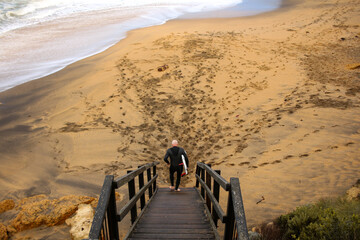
[0,0,359,238]
[0,0,283,93]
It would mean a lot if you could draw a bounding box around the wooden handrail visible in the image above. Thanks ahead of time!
[88,161,248,240]
[197,162,230,190]
[195,174,226,222]
[87,161,159,240]
[117,174,158,221]
[115,162,157,188]
[88,175,114,239]
[195,162,249,240]
[230,178,248,240]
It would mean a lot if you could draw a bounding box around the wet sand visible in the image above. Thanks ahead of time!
[0,0,359,238]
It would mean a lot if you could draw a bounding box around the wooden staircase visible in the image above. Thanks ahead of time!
[86,162,249,240]
[128,187,215,239]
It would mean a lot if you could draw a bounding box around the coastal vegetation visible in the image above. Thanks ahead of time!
[276,198,360,239]
[258,180,360,240]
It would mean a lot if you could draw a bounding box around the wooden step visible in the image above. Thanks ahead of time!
[129,187,215,239]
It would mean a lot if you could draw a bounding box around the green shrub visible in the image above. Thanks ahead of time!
[275,198,360,240]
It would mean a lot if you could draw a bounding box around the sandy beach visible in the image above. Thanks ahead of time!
[0,0,359,238]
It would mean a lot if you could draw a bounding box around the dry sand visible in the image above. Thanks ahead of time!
[0,0,359,237]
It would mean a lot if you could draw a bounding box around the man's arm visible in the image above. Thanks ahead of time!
[164,149,170,164]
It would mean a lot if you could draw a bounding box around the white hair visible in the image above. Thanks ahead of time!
[172,140,178,146]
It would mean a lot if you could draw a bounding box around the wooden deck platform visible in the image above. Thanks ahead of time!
[128,187,216,240]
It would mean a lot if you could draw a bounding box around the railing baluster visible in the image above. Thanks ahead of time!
[87,162,160,240]
[205,164,212,212]
[138,166,145,210]
[224,187,235,240]
[107,182,119,240]
[201,167,205,198]
[195,164,200,187]
[147,168,153,198]
[212,170,221,227]
[153,165,157,192]
[195,162,249,240]
[127,170,137,224]
[104,213,109,240]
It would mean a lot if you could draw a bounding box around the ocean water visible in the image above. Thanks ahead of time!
[0,0,280,92]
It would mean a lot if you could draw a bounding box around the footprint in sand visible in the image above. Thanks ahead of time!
[239,161,250,166]
[271,160,282,164]
[259,162,270,167]
[226,163,235,167]
[313,130,320,133]
[299,153,309,158]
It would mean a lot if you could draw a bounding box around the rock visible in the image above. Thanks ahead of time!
[90,199,98,209]
[65,204,94,240]
[16,194,47,207]
[0,199,15,214]
[346,182,360,201]
[10,195,95,232]
[248,231,262,240]
[6,225,16,236]
[0,222,8,240]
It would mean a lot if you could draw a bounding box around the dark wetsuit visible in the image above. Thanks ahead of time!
[164,146,189,190]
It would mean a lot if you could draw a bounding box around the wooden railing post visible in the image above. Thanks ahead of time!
[107,180,120,240]
[230,178,249,240]
[127,170,137,224]
[205,164,212,212]
[212,170,221,227]
[147,168,153,198]
[88,175,115,239]
[195,164,200,187]
[224,186,235,240]
[153,165,157,192]
[138,166,145,210]
[88,162,161,240]
[200,167,205,198]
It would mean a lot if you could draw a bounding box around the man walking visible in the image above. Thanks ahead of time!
[164,140,189,192]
